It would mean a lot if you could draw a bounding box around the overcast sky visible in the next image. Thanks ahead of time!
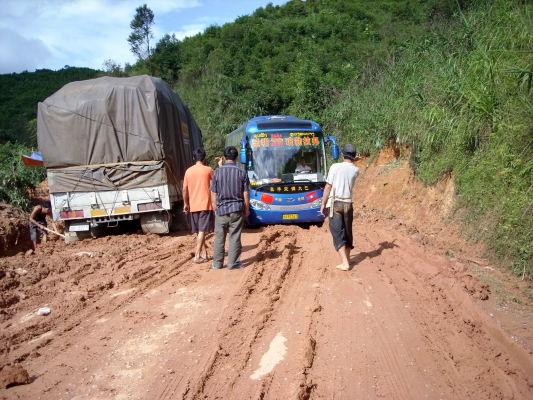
[0,0,288,75]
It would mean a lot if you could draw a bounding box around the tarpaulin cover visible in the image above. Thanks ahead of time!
[46,161,170,193]
[38,75,202,193]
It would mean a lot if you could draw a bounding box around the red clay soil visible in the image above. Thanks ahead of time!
[1,148,532,399]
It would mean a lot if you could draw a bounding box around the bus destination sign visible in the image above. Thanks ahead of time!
[251,132,320,148]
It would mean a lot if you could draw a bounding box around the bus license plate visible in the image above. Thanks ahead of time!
[283,214,298,220]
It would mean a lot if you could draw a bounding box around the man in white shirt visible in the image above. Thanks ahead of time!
[320,144,360,271]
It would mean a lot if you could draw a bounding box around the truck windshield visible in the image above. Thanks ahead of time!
[247,132,326,184]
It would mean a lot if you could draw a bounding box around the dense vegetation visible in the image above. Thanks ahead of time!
[0,67,99,146]
[0,67,98,211]
[0,0,531,276]
[0,142,46,211]
[321,0,533,277]
[163,0,532,276]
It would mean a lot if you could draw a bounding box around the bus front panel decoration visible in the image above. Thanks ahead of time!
[226,115,340,226]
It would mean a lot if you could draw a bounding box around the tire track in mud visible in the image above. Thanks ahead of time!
[3,215,533,399]
[224,224,333,400]
[1,233,201,367]
[154,226,306,400]
[361,284,411,400]
[353,224,533,399]
[304,259,415,399]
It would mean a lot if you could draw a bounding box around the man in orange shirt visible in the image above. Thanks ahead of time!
[183,148,216,264]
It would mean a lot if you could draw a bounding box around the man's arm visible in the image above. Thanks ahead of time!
[243,190,250,218]
[320,183,332,217]
[211,191,217,214]
[183,185,190,213]
[49,212,58,233]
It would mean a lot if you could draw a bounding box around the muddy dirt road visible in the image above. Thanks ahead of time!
[1,153,533,399]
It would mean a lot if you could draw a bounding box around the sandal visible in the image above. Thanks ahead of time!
[194,257,208,264]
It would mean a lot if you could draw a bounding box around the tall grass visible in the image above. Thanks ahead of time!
[323,0,533,276]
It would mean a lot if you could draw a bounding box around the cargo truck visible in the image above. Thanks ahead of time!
[37,75,202,242]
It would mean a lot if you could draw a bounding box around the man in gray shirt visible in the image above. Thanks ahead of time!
[320,144,360,271]
[210,146,251,270]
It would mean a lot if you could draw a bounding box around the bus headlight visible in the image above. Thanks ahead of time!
[309,198,322,208]
[250,199,271,210]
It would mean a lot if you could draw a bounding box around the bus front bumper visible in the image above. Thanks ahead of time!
[248,207,325,225]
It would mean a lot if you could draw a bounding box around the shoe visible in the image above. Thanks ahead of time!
[335,264,350,271]
[212,264,222,269]
[194,257,208,264]
[228,263,246,270]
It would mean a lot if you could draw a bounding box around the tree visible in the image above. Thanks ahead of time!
[153,34,181,85]
[101,59,128,77]
[127,4,155,75]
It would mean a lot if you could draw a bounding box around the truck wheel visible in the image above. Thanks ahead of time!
[64,221,92,243]
[170,200,190,232]
[140,211,170,234]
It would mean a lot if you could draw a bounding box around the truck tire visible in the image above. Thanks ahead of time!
[64,221,92,243]
[170,200,190,232]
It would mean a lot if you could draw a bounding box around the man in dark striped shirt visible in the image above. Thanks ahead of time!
[210,146,251,270]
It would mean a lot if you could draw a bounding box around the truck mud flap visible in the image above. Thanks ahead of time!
[140,211,170,234]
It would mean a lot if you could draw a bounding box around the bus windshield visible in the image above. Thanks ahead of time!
[247,132,326,184]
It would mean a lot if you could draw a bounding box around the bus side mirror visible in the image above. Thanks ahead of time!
[332,144,340,160]
[324,135,340,160]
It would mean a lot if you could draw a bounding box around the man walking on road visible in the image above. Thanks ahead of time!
[183,148,215,264]
[320,144,360,271]
[210,146,251,270]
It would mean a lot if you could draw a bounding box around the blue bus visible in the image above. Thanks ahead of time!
[226,115,340,226]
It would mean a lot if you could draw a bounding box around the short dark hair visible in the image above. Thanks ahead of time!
[193,148,206,162]
[41,200,52,209]
[224,146,238,161]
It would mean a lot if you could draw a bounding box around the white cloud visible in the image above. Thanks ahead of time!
[0,29,53,73]
[169,24,207,40]
[0,0,287,74]
[0,0,201,73]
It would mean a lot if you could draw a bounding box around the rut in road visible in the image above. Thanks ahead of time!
[154,226,307,399]
[2,220,533,399]
[148,223,533,400]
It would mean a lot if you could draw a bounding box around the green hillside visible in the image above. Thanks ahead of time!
[158,0,532,275]
[0,67,99,146]
[0,0,531,276]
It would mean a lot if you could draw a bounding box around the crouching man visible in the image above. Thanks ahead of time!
[29,200,58,250]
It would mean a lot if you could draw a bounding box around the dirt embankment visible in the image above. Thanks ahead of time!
[0,204,32,258]
[0,178,53,258]
[1,147,532,399]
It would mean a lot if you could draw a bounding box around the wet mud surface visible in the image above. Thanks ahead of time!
[1,150,532,399]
